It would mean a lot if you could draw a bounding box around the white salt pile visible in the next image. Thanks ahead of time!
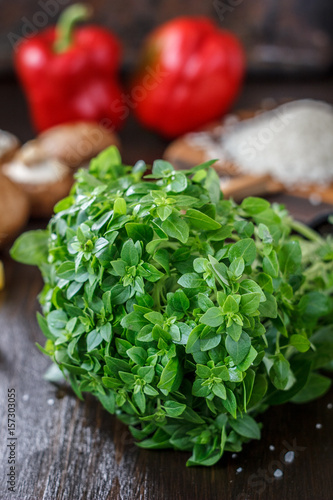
[188,99,333,187]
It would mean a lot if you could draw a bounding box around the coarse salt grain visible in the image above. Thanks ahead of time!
[309,193,322,206]
[274,469,283,478]
[284,451,295,464]
[269,445,275,451]
[22,394,29,401]
[187,100,333,188]
[327,403,333,409]
[236,467,243,474]
[47,398,55,406]
[316,423,322,429]
[232,453,238,459]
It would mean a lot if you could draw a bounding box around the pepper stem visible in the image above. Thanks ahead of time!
[54,3,92,53]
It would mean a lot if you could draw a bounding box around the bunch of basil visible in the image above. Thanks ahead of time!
[12,147,333,466]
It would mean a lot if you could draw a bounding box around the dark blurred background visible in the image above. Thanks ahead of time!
[1,0,333,75]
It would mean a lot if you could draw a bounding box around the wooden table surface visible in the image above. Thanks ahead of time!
[0,77,333,500]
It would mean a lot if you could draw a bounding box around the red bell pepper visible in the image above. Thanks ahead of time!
[14,4,125,132]
[131,17,245,138]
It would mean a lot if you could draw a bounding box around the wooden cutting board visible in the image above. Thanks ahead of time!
[163,110,333,204]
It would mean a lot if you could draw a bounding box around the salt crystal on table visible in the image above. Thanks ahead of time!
[274,469,283,478]
[236,467,243,474]
[316,423,322,429]
[47,398,55,406]
[284,451,295,464]
[22,394,29,401]
[269,445,275,451]
[309,193,322,206]
[327,403,332,409]
[232,453,237,459]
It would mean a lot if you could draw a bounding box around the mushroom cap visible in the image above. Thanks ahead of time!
[36,122,120,169]
[0,172,29,248]
[3,157,74,218]
[1,121,121,219]
[0,130,20,165]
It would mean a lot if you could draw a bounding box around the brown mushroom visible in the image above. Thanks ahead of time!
[1,121,120,219]
[0,260,4,290]
[0,130,20,166]
[32,121,120,169]
[0,172,29,249]
[2,155,74,218]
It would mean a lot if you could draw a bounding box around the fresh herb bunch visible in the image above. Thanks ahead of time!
[11,146,333,466]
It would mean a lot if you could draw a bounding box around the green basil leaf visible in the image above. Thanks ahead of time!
[87,330,103,352]
[164,400,186,417]
[10,230,49,266]
[114,198,127,216]
[225,332,251,365]
[157,205,173,221]
[168,172,188,193]
[222,295,239,314]
[178,273,205,289]
[184,209,221,231]
[222,388,237,418]
[229,414,261,440]
[229,257,245,279]
[241,293,261,316]
[229,238,256,266]
[158,357,181,393]
[290,334,311,352]
[127,346,147,365]
[212,382,226,400]
[121,312,148,332]
[269,354,290,390]
[208,255,229,286]
[259,292,277,318]
[278,241,302,276]
[241,197,270,215]
[121,239,140,267]
[161,214,189,244]
[262,250,279,278]
[237,346,258,371]
[291,373,331,403]
[125,223,153,244]
[200,307,224,327]
[152,159,174,178]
